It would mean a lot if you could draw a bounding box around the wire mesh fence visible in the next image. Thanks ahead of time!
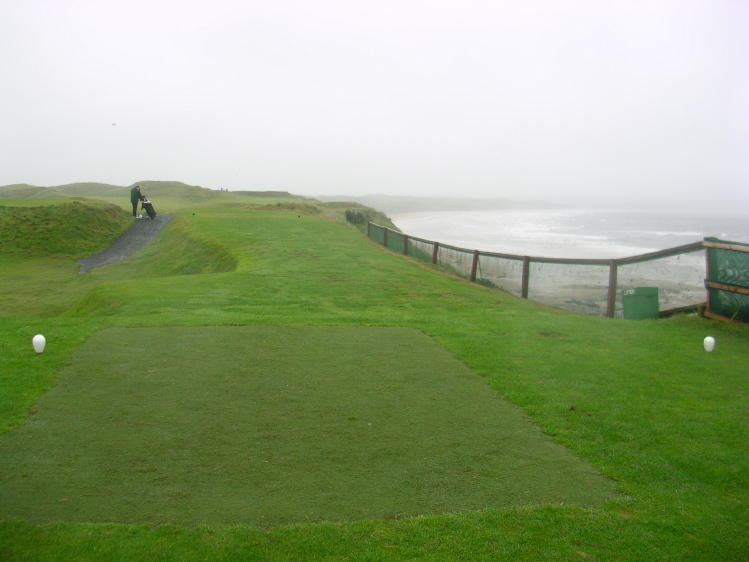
[369,223,386,245]
[475,253,524,296]
[367,222,746,320]
[385,229,406,254]
[407,237,436,264]
[526,260,611,316]
[435,244,474,280]
[617,251,705,314]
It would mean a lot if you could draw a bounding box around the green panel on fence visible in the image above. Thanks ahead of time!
[369,224,385,244]
[386,230,405,253]
[709,289,749,322]
[706,238,749,321]
[707,238,749,287]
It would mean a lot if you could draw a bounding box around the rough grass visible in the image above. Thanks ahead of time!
[0,200,747,560]
[0,201,131,257]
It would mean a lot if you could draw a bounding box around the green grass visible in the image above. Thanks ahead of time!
[0,200,131,257]
[0,194,747,560]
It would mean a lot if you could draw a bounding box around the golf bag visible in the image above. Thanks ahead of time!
[141,198,157,219]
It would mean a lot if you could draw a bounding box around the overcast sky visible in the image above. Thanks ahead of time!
[1,0,747,208]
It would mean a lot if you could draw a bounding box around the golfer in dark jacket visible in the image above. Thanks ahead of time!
[130,185,143,217]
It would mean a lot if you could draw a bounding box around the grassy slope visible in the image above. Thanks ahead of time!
[0,199,134,316]
[0,200,131,257]
[0,202,747,560]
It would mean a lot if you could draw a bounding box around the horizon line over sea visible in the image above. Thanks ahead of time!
[390,207,749,260]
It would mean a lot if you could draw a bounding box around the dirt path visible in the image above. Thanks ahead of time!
[77,214,173,273]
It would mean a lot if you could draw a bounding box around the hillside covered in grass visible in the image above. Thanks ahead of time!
[0,184,72,199]
[0,180,398,231]
[0,200,131,257]
[0,184,747,560]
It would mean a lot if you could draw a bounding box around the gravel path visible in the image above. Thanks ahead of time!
[77,214,173,273]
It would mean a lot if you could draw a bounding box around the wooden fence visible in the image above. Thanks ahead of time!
[367,222,749,322]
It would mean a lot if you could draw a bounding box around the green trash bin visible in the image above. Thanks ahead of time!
[622,287,659,319]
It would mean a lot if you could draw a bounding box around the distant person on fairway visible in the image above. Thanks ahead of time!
[130,185,143,217]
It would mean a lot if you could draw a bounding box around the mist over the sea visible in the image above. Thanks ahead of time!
[391,208,749,260]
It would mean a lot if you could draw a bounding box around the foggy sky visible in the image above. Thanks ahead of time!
[2,0,747,208]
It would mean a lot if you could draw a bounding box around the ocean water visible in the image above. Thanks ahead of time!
[391,208,749,259]
[390,208,749,315]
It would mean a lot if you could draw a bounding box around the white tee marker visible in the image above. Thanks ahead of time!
[32,334,46,354]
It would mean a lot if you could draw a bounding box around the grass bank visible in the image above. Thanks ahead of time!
[0,200,130,257]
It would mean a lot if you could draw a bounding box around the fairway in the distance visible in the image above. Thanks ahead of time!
[0,326,615,526]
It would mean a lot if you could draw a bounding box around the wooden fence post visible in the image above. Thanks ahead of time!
[606,260,618,317]
[367,221,371,238]
[470,250,479,282]
[383,228,388,248]
[403,235,409,255]
[432,243,439,264]
[704,242,712,315]
[521,256,530,299]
